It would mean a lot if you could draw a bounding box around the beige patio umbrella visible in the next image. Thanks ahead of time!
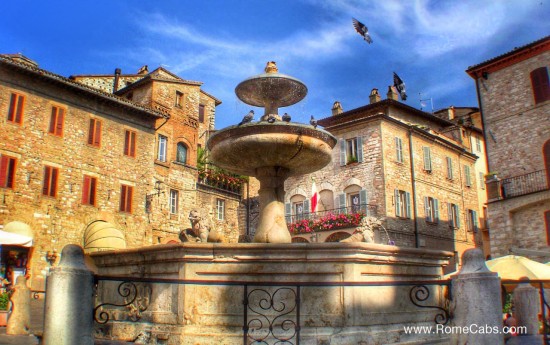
[486,255,550,291]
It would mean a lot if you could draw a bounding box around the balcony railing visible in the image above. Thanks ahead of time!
[285,204,378,225]
[500,169,549,199]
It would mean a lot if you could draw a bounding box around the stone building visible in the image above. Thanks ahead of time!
[285,88,483,272]
[0,54,240,290]
[466,35,550,261]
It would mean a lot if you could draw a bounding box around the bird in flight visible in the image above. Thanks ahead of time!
[393,72,407,101]
[238,110,254,126]
[352,18,373,44]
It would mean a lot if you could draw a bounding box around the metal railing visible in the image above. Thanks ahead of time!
[285,204,378,225]
[500,169,549,199]
[93,275,451,345]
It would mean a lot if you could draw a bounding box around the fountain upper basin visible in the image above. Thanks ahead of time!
[207,122,337,177]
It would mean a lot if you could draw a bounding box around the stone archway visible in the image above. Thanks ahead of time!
[291,237,309,243]
[325,231,351,242]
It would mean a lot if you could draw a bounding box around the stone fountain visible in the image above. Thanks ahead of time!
[207,61,336,243]
[89,62,454,345]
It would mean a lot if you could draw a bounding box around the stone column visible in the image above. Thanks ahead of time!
[253,166,291,243]
[6,276,31,335]
[451,248,503,345]
[43,244,94,345]
[513,283,539,335]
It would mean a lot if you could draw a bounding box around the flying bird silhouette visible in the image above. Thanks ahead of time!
[352,18,373,44]
[393,72,407,101]
[310,115,318,128]
[282,113,291,122]
[238,110,254,126]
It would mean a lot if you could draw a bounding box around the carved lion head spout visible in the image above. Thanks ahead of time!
[265,61,278,74]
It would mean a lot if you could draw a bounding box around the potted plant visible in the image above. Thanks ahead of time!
[0,291,10,326]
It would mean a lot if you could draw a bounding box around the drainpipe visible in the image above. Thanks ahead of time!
[408,129,420,248]
[113,68,121,93]
[474,73,491,172]
[246,180,250,239]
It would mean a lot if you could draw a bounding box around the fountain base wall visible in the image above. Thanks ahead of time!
[91,242,453,344]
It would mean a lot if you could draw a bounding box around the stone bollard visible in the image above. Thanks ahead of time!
[513,283,539,335]
[6,276,31,335]
[451,248,503,345]
[42,244,95,345]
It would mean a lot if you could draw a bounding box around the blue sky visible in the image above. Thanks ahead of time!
[1,0,549,129]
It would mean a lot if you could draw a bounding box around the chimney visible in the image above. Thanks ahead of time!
[137,65,149,75]
[113,68,121,93]
[387,86,399,101]
[448,106,455,120]
[369,88,381,104]
[331,101,343,116]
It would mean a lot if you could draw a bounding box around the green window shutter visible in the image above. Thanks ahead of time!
[448,204,453,227]
[357,136,364,163]
[423,147,432,171]
[405,191,411,218]
[359,189,367,214]
[434,199,439,222]
[285,203,291,221]
[465,165,471,187]
[339,139,346,166]
[338,193,346,212]
[456,206,461,228]
[394,189,401,217]
[473,210,478,232]
[395,137,403,162]
[304,199,310,217]
[446,157,453,179]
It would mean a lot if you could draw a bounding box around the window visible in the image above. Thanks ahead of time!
[464,165,472,187]
[7,93,24,124]
[446,157,453,180]
[475,137,481,152]
[479,172,485,190]
[293,201,305,221]
[467,209,479,232]
[124,130,136,157]
[48,106,65,136]
[82,175,97,206]
[448,203,460,228]
[42,166,59,197]
[199,104,205,123]
[87,118,102,147]
[216,199,225,220]
[175,91,184,108]
[394,189,411,218]
[423,147,432,172]
[530,67,550,104]
[0,155,17,189]
[339,137,363,165]
[176,143,187,164]
[424,197,439,223]
[119,184,133,213]
[169,189,178,214]
[157,135,167,162]
[395,137,403,163]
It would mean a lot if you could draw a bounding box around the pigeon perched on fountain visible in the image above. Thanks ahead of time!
[267,114,277,123]
[238,110,254,126]
[310,115,318,128]
[352,18,373,44]
[282,113,291,122]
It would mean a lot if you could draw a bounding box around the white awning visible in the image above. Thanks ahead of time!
[0,230,33,247]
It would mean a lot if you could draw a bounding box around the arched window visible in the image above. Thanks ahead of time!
[176,143,187,164]
[530,67,550,104]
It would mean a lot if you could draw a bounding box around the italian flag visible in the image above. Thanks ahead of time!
[311,180,318,213]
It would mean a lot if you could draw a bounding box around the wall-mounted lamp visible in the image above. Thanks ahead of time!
[46,249,58,265]
[147,180,164,198]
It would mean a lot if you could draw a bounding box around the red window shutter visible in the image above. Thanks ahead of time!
[94,121,102,146]
[130,132,136,157]
[127,186,133,212]
[0,156,8,187]
[7,94,16,122]
[531,67,550,104]
[88,119,95,144]
[82,176,90,204]
[49,108,57,133]
[90,177,97,205]
[15,95,24,123]
[43,166,51,195]
[56,108,64,136]
[6,158,16,188]
[51,167,58,197]
[124,131,130,155]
